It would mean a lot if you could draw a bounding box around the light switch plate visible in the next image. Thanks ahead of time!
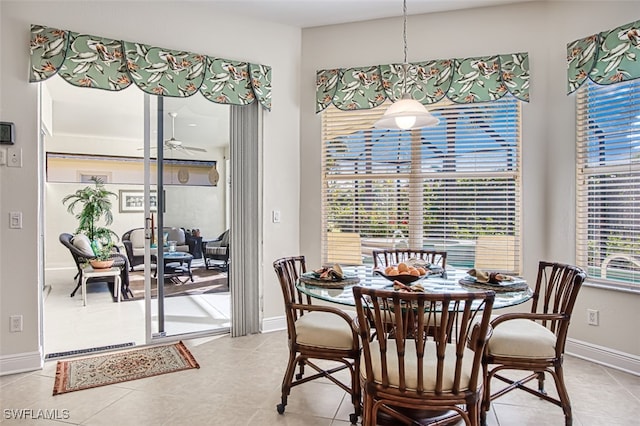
[9,212,22,229]
[0,148,6,165]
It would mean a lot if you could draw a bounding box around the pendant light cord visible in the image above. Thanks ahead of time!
[402,0,409,97]
[403,0,408,65]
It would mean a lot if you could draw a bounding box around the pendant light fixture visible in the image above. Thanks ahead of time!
[374,0,439,130]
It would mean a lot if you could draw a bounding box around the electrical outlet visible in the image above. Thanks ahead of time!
[587,309,599,326]
[10,315,23,332]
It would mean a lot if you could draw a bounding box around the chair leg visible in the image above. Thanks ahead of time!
[481,363,492,424]
[70,282,82,297]
[537,370,546,394]
[70,271,83,297]
[349,358,361,423]
[296,358,305,380]
[549,364,573,426]
[469,400,481,426]
[362,391,375,426]
[277,350,298,414]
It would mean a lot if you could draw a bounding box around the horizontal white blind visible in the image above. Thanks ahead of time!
[576,80,640,289]
[321,99,521,273]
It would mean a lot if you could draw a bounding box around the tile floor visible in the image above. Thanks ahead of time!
[1,331,639,425]
[43,265,230,355]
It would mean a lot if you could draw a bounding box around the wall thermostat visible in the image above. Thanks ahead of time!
[0,122,16,145]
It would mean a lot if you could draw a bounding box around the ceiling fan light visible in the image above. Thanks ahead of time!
[373,96,439,130]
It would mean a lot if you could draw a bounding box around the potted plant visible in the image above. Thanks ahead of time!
[89,242,115,269]
[63,177,118,268]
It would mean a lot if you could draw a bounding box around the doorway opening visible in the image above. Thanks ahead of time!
[41,77,232,356]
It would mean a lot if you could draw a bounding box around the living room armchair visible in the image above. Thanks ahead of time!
[59,233,131,299]
[203,229,229,271]
[122,227,190,271]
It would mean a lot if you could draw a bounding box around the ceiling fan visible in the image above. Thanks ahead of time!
[143,112,207,155]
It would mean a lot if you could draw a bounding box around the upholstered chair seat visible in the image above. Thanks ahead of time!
[295,311,356,350]
[363,340,476,392]
[487,319,557,359]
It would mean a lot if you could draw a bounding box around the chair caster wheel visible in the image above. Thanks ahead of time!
[295,373,303,380]
[276,404,285,414]
[349,413,358,424]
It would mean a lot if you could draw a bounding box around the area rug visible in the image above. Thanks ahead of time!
[52,341,199,395]
[111,267,228,301]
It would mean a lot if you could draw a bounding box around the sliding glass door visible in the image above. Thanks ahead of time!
[144,95,231,341]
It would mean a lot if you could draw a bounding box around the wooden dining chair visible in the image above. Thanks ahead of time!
[353,286,495,426]
[272,256,361,424]
[481,261,587,426]
[372,249,447,270]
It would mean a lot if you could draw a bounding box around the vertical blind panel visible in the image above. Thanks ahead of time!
[322,98,521,273]
[576,79,640,288]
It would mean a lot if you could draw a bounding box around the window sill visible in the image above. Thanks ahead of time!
[584,278,640,295]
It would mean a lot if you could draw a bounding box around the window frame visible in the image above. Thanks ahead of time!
[321,98,523,273]
[576,79,640,292]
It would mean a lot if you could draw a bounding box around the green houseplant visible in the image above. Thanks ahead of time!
[63,177,118,267]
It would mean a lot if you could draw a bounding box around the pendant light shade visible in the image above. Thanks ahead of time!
[374,93,439,130]
[374,0,439,131]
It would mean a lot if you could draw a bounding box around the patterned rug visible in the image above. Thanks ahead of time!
[53,341,199,395]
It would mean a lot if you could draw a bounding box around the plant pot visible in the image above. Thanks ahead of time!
[89,259,114,269]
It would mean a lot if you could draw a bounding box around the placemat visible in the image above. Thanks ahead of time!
[299,273,360,289]
[458,277,529,293]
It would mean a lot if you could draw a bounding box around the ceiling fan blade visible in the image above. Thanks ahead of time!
[176,146,195,156]
[183,146,207,152]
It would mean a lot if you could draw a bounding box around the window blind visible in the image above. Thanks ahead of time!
[576,80,640,289]
[321,99,522,273]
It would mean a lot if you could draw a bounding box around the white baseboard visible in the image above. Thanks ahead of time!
[566,338,640,376]
[261,315,286,333]
[0,350,43,376]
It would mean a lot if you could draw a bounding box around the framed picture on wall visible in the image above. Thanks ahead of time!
[119,190,165,213]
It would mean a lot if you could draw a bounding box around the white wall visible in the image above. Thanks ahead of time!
[300,1,640,359]
[0,1,301,372]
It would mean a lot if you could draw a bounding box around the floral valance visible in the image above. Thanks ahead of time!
[567,19,640,94]
[29,25,272,111]
[316,52,529,112]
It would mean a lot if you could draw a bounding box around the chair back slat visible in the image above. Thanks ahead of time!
[531,261,586,341]
[273,256,308,329]
[373,249,447,270]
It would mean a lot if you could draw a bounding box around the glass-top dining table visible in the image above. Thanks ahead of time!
[296,266,533,310]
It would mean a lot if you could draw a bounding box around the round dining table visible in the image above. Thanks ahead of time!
[296,266,533,309]
[296,265,532,425]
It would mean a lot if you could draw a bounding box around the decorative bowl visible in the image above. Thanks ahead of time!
[374,269,425,285]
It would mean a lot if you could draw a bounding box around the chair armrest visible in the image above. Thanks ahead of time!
[468,323,493,352]
[490,312,568,328]
[291,303,359,349]
[204,239,223,249]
